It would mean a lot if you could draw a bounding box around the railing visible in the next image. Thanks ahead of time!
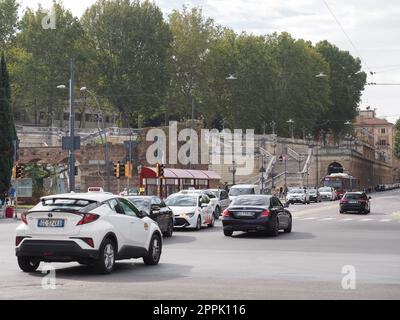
[301,148,313,174]
[287,147,301,161]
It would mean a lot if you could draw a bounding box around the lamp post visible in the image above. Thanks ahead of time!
[287,119,295,140]
[56,58,76,192]
[259,155,266,195]
[306,134,314,189]
[80,87,111,192]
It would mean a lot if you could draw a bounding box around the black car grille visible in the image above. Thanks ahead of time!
[175,217,189,227]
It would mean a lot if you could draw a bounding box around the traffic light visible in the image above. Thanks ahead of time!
[159,164,165,178]
[114,162,120,178]
[15,164,25,179]
[125,162,133,179]
[119,163,126,178]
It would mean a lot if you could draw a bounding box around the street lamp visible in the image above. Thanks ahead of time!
[56,59,76,192]
[287,119,295,140]
[80,87,111,192]
[315,72,327,78]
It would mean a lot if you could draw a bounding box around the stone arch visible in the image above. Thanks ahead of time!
[328,162,344,175]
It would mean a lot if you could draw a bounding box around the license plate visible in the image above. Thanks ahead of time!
[37,219,65,228]
[349,201,358,204]
[236,212,255,217]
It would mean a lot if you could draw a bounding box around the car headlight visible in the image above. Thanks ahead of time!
[186,212,196,217]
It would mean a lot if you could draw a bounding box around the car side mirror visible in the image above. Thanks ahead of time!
[369,197,372,200]
[201,203,208,208]
[151,204,161,211]
[140,210,149,217]
[284,202,290,208]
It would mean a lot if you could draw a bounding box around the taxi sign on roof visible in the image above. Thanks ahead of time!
[88,187,104,193]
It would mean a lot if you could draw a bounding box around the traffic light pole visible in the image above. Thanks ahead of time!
[68,58,76,192]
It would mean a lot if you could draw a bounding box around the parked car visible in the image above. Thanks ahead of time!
[15,190,162,274]
[208,189,231,212]
[286,188,310,204]
[308,188,321,203]
[318,187,337,201]
[165,193,214,230]
[340,192,371,214]
[124,196,174,237]
[179,189,221,219]
[228,184,260,201]
[222,195,292,237]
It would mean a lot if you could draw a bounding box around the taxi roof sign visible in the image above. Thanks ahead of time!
[88,187,104,193]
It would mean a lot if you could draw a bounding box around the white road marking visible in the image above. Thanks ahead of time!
[379,219,392,222]
[318,218,337,221]
[359,218,374,222]
[303,217,318,220]
[339,218,354,222]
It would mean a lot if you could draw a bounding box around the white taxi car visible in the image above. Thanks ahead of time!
[15,189,162,274]
[165,193,214,230]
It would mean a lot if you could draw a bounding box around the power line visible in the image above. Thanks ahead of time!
[322,0,373,74]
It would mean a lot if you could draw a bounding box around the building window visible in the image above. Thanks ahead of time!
[379,140,387,146]
[381,128,386,134]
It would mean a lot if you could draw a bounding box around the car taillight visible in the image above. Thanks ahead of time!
[15,236,27,246]
[223,209,231,217]
[261,210,270,217]
[21,212,28,224]
[77,213,99,226]
[340,199,348,203]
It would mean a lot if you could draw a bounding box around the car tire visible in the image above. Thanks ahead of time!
[270,218,280,237]
[94,238,116,274]
[224,230,233,237]
[163,219,174,238]
[143,233,162,266]
[208,215,215,228]
[195,216,202,231]
[340,210,345,214]
[284,218,292,233]
[17,256,40,273]
[214,206,221,220]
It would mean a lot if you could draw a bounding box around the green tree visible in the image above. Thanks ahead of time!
[11,2,86,126]
[394,119,400,159]
[81,0,172,127]
[316,40,367,140]
[0,53,16,196]
[0,0,19,51]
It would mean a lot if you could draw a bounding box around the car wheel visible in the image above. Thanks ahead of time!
[284,218,292,233]
[270,218,280,237]
[163,219,174,238]
[214,206,221,219]
[143,233,162,266]
[17,256,40,273]
[208,214,215,228]
[195,216,202,231]
[94,238,116,274]
[340,210,345,214]
[224,230,233,237]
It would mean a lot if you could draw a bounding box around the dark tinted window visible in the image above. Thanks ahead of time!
[344,193,366,200]
[220,191,229,200]
[108,199,125,214]
[31,198,97,212]
[271,197,282,207]
[127,197,150,211]
[118,198,140,217]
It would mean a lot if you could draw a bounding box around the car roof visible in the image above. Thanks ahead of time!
[41,192,117,202]
[230,184,257,189]
[168,192,201,197]
[125,195,155,199]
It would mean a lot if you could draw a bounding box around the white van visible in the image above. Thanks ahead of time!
[228,184,260,201]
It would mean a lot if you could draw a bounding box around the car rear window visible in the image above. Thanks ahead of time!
[30,198,97,212]
[232,196,270,206]
[344,193,365,200]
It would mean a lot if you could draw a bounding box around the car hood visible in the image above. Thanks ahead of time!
[169,206,197,215]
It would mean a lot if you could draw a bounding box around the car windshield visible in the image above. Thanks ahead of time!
[31,198,97,212]
[165,195,197,207]
[229,188,255,196]
[232,196,270,206]
[209,190,219,197]
[289,189,304,194]
[126,198,150,211]
[308,189,317,194]
[319,188,331,192]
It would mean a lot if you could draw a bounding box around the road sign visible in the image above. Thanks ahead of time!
[62,136,81,150]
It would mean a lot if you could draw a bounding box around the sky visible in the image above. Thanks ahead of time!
[19,0,400,123]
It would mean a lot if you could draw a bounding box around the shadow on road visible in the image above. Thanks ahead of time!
[232,231,316,240]
[28,262,192,283]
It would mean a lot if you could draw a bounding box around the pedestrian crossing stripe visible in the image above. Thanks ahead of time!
[319,218,336,221]
[360,218,374,222]
[379,219,392,222]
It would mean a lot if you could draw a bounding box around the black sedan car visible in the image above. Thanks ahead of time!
[308,188,321,203]
[125,196,175,237]
[340,192,371,214]
[222,195,292,237]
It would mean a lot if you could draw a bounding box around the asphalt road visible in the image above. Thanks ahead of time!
[1,190,400,300]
